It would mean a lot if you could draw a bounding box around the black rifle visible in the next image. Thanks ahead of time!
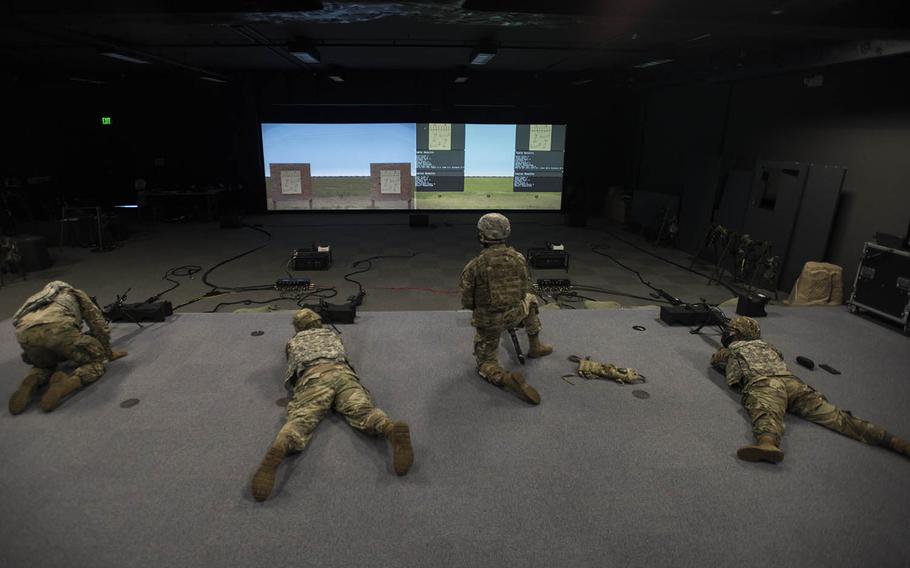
[104,288,145,328]
[689,302,730,335]
[507,328,525,365]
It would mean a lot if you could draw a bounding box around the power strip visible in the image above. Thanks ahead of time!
[275,278,312,294]
[535,278,572,293]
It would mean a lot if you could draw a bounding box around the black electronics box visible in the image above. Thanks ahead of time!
[736,294,769,317]
[527,248,569,270]
[107,301,173,323]
[659,304,711,326]
[301,302,357,324]
[292,244,332,270]
[848,242,910,334]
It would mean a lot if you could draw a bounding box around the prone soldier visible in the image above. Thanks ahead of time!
[9,280,128,414]
[711,316,909,463]
[251,308,413,502]
[459,213,553,404]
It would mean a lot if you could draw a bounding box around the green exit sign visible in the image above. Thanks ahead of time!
[101,116,111,125]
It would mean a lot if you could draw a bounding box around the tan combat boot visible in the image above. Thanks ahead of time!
[40,372,83,412]
[526,334,553,359]
[386,421,414,476]
[9,374,41,415]
[251,434,290,502]
[737,435,785,463]
[501,371,541,405]
[887,436,910,459]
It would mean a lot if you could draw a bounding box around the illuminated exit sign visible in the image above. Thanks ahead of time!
[101,116,112,125]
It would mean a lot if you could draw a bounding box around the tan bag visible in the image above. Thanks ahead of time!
[786,262,844,305]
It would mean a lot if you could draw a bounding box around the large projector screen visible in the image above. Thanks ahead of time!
[261,123,565,211]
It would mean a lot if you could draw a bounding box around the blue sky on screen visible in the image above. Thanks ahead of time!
[464,124,516,177]
[261,123,416,176]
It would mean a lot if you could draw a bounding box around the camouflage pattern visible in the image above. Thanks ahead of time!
[712,339,887,447]
[14,283,110,348]
[292,308,322,332]
[15,323,107,386]
[728,316,761,341]
[574,358,644,384]
[461,241,545,384]
[278,362,392,453]
[477,212,511,243]
[460,244,532,325]
[283,327,349,390]
[11,284,111,389]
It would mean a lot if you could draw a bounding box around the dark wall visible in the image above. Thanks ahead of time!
[635,54,910,287]
[3,77,247,211]
[3,70,639,221]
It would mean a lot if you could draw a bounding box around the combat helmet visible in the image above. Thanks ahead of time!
[477,213,511,244]
[729,316,761,341]
[293,308,322,332]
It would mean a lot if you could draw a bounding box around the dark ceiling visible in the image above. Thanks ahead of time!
[2,0,909,83]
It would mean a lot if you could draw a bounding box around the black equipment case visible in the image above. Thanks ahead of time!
[848,242,910,334]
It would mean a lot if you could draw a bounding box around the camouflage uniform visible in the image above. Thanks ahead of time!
[252,309,412,501]
[460,243,543,384]
[277,327,392,452]
[712,339,888,448]
[13,281,111,392]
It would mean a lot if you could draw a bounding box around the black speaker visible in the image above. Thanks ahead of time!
[409,214,429,228]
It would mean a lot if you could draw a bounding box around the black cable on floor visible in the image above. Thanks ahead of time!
[600,229,743,297]
[589,246,683,305]
[145,265,202,303]
[569,284,674,305]
[200,224,276,292]
[343,253,419,307]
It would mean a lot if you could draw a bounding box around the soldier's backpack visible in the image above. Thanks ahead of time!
[484,249,526,310]
[12,280,72,327]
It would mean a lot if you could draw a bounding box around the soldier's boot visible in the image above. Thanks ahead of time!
[526,334,553,359]
[736,435,785,463]
[385,421,414,476]
[40,372,83,412]
[251,434,290,502]
[886,436,910,459]
[9,375,41,415]
[501,371,541,405]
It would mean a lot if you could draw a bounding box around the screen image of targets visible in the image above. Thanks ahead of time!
[260,123,566,211]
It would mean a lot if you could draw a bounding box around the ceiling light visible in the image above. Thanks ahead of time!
[200,76,227,83]
[454,76,469,83]
[100,52,150,65]
[328,74,344,82]
[633,59,674,68]
[770,9,784,15]
[470,45,497,65]
[689,33,712,42]
[69,77,105,85]
[571,78,593,86]
[288,42,321,64]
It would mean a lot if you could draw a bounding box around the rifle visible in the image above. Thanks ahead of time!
[507,328,525,365]
[689,302,730,336]
[104,288,145,328]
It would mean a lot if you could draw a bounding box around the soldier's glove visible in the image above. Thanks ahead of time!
[569,355,645,384]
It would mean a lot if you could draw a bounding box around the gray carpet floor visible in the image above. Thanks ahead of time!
[0,213,748,317]
[1,305,908,568]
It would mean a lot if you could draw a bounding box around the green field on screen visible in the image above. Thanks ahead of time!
[417,177,562,210]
